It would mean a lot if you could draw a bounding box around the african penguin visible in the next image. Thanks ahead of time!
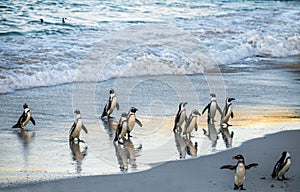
[220,154,258,190]
[173,102,188,132]
[12,103,36,129]
[127,107,142,138]
[202,93,222,124]
[101,89,120,119]
[272,151,291,181]
[221,97,235,126]
[69,109,88,143]
[183,109,201,138]
[114,112,128,144]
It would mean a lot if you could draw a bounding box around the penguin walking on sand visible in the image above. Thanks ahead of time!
[114,113,128,144]
[69,109,88,143]
[127,107,143,138]
[101,89,120,119]
[221,97,235,126]
[12,103,36,129]
[173,102,188,132]
[183,109,201,138]
[202,93,222,124]
[272,151,291,181]
[220,154,258,190]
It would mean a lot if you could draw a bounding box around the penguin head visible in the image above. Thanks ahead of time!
[192,109,201,116]
[233,154,244,162]
[23,103,28,109]
[74,109,81,114]
[282,151,291,159]
[62,17,67,23]
[130,107,138,113]
[40,18,44,23]
[210,93,216,98]
[179,102,188,110]
[227,97,235,103]
[109,89,115,94]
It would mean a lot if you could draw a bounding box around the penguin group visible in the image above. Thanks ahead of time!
[11,91,293,189]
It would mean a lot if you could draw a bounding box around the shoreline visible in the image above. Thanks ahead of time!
[2,129,300,192]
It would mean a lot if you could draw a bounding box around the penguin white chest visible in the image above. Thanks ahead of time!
[222,106,232,122]
[108,97,117,114]
[73,119,82,138]
[119,121,128,139]
[209,102,217,117]
[186,117,196,133]
[178,110,186,125]
[127,115,135,131]
[278,159,291,176]
[235,163,246,186]
[22,111,31,127]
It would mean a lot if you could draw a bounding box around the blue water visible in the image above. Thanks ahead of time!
[0,0,300,93]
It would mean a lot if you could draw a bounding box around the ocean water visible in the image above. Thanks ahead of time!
[0,0,300,187]
[0,0,300,93]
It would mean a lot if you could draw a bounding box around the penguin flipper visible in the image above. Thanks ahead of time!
[217,104,222,115]
[220,165,236,170]
[30,117,36,125]
[82,124,88,134]
[202,104,210,114]
[231,112,234,118]
[101,104,108,118]
[69,122,76,134]
[135,118,143,127]
[194,123,198,131]
[12,123,22,128]
[116,102,120,110]
[245,163,258,169]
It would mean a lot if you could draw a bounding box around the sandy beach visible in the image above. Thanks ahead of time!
[2,129,299,192]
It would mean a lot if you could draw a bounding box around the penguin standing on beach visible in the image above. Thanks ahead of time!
[183,109,201,138]
[127,107,143,138]
[69,109,88,143]
[221,97,235,126]
[202,93,222,124]
[12,103,36,129]
[101,89,120,119]
[220,154,258,190]
[114,113,128,144]
[173,102,188,132]
[272,151,291,181]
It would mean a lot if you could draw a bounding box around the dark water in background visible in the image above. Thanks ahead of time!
[0,0,300,187]
[0,0,299,93]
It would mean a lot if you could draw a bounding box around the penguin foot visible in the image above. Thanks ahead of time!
[282,175,289,181]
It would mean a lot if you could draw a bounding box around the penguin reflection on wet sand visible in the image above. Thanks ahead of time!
[202,122,218,148]
[220,124,234,148]
[114,113,128,144]
[221,97,235,126]
[69,141,88,174]
[69,109,88,143]
[220,154,258,190]
[101,89,120,119]
[12,103,36,129]
[127,107,143,138]
[114,137,142,172]
[202,93,222,124]
[272,151,291,181]
[173,102,188,132]
[183,109,201,138]
[174,130,198,158]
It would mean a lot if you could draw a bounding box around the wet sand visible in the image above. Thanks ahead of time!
[3,129,300,192]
